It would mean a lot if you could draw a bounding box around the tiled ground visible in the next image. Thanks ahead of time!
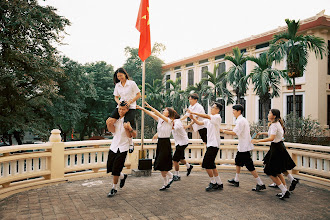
[0,172,329,220]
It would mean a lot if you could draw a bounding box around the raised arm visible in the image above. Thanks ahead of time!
[145,102,171,123]
[136,105,159,121]
[187,109,210,120]
[123,122,137,138]
[114,96,121,105]
[252,135,275,144]
[190,115,204,126]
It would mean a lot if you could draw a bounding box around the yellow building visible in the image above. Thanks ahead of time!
[162,12,330,138]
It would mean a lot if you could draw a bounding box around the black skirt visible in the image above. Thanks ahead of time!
[154,138,173,171]
[263,141,296,176]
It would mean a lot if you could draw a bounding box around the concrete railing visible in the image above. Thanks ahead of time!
[0,129,329,199]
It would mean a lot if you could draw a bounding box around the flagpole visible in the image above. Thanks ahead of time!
[141,61,146,158]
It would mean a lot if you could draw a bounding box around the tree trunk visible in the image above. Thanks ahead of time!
[13,130,23,145]
[292,77,297,142]
[262,101,268,132]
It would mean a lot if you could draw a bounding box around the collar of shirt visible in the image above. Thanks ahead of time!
[118,80,131,88]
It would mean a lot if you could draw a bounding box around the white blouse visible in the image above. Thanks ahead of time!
[233,115,254,152]
[157,118,172,138]
[110,117,130,153]
[185,103,206,132]
[268,122,284,143]
[172,119,189,146]
[203,114,222,148]
[113,80,140,109]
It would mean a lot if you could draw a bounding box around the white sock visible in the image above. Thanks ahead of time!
[278,184,287,194]
[215,175,222,185]
[119,172,125,180]
[287,174,294,183]
[112,183,117,190]
[129,138,133,146]
[174,171,179,176]
[167,172,173,181]
[210,177,216,184]
[163,177,168,185]
[185,163,190,168]
[255,177,264,185]
[235,173,239,182]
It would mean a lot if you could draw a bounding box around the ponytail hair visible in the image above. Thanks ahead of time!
[270,109,285,133]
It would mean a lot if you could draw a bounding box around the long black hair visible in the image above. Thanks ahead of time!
[269,109,285,133]
[113,68,130,84]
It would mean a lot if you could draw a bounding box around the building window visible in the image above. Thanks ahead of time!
[188,69,194,86]
[217,99,225,123]
[328,40,330,75]
[176,72,181,89]
[188,132,192,139]
[259,99,271,121]
[217,62,226,77]
[287,95,303,117]
[165,74,171,91]
[201,66,208,85]
[237,97,246,117]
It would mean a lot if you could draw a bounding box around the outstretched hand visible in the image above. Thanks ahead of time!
[136,105,143,110]
[144,102,151,109]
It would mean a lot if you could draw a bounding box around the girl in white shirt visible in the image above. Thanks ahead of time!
[252,109,296,200]
[137,102,176,191]
[106,68,141,151]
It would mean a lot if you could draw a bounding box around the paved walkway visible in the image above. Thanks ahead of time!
[0,172,329,220]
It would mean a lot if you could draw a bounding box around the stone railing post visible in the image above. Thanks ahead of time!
[46,129,65,180]
[291,152,299,175]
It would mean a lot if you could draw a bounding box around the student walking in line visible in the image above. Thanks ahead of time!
[252,109,296,200]
[220,104,266,192]
[172,112,193,181]
[106,101,137,197]
[181,93,208,144]
[106,68,141,153]
[188,102,223,192]
[136,102,176,191]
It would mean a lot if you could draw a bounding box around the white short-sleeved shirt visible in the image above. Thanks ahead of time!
[185,103,206,132]
[268,122,284,143]
[233,115,254,152]
[113,80,140,109]
[203,114,222,148]
[110,117,130,153]
[172,119,189,146]
[157,118,172,138]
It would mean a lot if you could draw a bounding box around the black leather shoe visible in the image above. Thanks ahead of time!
[159,185,167,191]
[214,183,223,190]
[166,178,174,188]
[276,193,282,197]
[173,175,181,181]
[269,183,279,188]
[186,165,193,176]
[206,183,219,191]
[120,174,127,188]
[253,184,266,192]
[107,188,117,197]
[279,191,290,200]
[289,178,299,191]
[228,179,239,187]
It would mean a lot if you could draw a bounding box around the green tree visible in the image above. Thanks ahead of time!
[77,61,115,140]
[246,53,288,130]
[123,43,165,86]
[201,64,233,104]
[269,19,326,141]
[0,0,70,144]
[48,57,94,142]
[224,47,249,104]
[165,78,188,115]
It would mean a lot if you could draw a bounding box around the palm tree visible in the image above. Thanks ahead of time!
[166,78,188,115]
[145,79,165,108]
[201,64,234,104]
[224,47,249,104]
[269,19,326,141]
[246,52,289,130]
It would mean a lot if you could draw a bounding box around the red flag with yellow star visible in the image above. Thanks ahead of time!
[136,0,151,61]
